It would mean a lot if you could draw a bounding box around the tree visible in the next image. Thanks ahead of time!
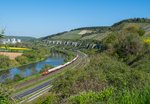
[16,56,29,65]
[0,84,13,104]
[124,24,145,36]
[0,55,11,70]
[115,33,144,58]
[0,29,5,48]
[0,29,5,39]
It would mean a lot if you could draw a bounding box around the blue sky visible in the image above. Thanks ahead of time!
[0,0,150,37]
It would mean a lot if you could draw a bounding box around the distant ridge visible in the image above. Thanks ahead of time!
[41,18,150,41]
[5,36,36,42]
[112,18,150,26]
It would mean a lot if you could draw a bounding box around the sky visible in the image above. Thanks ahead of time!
[0,0,150,38]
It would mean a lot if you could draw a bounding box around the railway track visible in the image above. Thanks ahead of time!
[11,51,89,103]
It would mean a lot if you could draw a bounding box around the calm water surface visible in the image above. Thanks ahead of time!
[0,53,65,82]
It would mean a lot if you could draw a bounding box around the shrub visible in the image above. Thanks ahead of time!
[16,56,29,65]
[69,87,114,104]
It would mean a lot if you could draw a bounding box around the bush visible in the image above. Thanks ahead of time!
[16,56,29,65]
[30,93,57,104]
[68,86,150,104]
[102,26,146,64]
[0,55,19,70]
[13,74,24,81]
[0,84,13,104]
[115,33,144,59]
[68,87,114,104]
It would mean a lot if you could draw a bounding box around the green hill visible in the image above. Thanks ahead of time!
[42,27,111,41]
[42,18,150,41]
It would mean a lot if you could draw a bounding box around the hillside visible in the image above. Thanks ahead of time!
[42,27,111,41]
[31,19,150,104]
[42,18,150,41]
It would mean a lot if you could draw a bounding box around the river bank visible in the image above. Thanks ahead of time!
[0,56,48,72]
[0,54,65,83]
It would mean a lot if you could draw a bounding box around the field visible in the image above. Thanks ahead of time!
[0,46,30,59]
[0,52,22,59]
[0,46,30,51]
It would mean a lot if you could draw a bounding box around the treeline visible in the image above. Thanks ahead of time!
[16,47,50,64]
[112,18,150,27]
[71,26,111,31]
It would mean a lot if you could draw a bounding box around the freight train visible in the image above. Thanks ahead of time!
[42,55,79,75]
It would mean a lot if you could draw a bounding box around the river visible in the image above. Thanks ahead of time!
[0,53,65,82]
